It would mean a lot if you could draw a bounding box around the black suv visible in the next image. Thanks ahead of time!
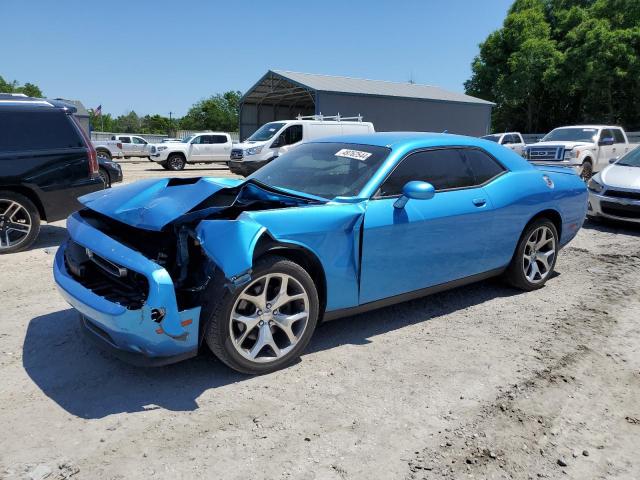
[0,95,104,253]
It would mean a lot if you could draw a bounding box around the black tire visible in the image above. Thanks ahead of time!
[96,149,111,161]
[0,190,41,254]
[580,160,593,181]
[167,154,186,171]
[504,218,558,291]
[98,168,110,188]
[159,161,170,170]
[203,255,320,374]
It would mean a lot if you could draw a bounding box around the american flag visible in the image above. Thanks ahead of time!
[94,104,102,117]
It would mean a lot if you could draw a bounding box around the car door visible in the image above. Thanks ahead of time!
[274,124,303,156]
[189,135,209,161]
[513,134,526,156]
[118,136,133,156]
[611,128,629,162]
[131,136,148,156]
[359,148,498,304]
[597,129,615,170]
[211,134,231,161]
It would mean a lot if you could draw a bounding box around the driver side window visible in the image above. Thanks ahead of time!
[377,149,475,197]
[280,124,303,146]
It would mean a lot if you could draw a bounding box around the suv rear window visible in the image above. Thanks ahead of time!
[0,110,84,152]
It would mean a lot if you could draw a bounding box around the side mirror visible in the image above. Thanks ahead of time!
[599,137,614,146]
[393,181,435,209]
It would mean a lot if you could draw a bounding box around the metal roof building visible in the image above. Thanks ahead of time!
[239,70,494,139]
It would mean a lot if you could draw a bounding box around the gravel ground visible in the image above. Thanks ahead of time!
[1,162,639,480]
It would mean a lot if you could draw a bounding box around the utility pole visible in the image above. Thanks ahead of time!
[169,111,174,135]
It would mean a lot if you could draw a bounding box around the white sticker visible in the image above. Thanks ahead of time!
[335,149,372,161]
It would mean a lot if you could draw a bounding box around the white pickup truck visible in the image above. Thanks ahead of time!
[149,132,232,170]
[524,125,631,179]
[93,135,152,161]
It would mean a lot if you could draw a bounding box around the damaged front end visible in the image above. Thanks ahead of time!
[54,177,323,365]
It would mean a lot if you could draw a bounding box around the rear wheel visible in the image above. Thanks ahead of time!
[504,218,558,291]
[0,191,41,254]
[204,255,319,374]
[167,154,186,171]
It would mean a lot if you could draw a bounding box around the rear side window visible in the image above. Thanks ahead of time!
[0,110,84,152]
[612,129,626,144]
[282,124,303,145]
[211,135,228,144]
[463,149,506,184]
[378,149,475,196]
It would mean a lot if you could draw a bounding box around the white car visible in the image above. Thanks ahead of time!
[93,135,152,161]
[587,147,640,224]
[481,132,526,156]
[524,125,631,179]
[149,132,233,170]
[228,116,375,176]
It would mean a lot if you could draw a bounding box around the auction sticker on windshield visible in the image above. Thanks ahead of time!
[335,149,372,161]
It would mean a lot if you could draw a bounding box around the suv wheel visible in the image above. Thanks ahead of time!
[167,154,186,171]
[203,255,319,374]
[98,168,110,188]
[0,191,41,254]
[579,160,593,181]
[504,218,558,291]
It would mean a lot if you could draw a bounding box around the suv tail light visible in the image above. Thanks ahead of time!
[116,142,123,150]
[70,115,99,177]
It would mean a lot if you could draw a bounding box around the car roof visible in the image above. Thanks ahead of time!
[0,94,77,113]
[552,125,621,129]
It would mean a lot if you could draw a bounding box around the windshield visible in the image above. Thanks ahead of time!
[249,142,391,199]
[247,122,286,142]
[182,135,195,143]
[481,134,501,143]
[542,128,598,143]
[616,148,640,167]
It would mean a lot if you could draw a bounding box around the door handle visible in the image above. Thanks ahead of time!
[472,198,487,207]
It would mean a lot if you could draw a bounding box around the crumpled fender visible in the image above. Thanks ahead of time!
[195,216,267,283]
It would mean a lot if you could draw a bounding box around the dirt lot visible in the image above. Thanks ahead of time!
[1,162,639,480]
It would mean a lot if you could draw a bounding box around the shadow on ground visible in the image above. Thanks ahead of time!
[29,224,68,250]
[582,218,640,237]
[23,278,519,419]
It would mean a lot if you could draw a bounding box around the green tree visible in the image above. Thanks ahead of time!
[465,0,640,132]
[179,91,241,131]
[0,76,44,97]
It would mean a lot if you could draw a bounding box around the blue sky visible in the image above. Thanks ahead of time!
[1,0,513,116]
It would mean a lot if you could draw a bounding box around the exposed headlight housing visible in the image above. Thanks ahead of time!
[587,177,604,193]
[246,145,264,156]
[157,146,168,151]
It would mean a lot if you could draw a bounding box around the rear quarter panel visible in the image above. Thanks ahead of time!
[482,168,587,269]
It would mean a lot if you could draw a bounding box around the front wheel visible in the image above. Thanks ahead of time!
[204,255,319,374]
[0,191,41,254]
[167,154,186,171]
[96,150,111,162]
[504,219,558,291]
[579,160,593,181]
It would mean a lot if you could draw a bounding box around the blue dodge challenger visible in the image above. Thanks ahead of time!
[54,133,587,373]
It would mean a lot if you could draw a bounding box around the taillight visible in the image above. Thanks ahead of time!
[70,115,99,177]
[116,142,123,149]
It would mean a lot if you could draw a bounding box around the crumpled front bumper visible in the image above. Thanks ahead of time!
[53,212,201,365]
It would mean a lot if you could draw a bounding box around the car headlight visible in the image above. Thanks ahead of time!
[587,177,604,193]
[157,146,168,152]
[246,145,264,156]
[564,148,580,160]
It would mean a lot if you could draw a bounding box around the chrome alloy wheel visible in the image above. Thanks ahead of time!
[522,225,556,284]
[229,273,309,363]
[0,200,32,250]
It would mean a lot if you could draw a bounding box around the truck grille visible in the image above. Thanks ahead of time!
[230,149,243,160]
[64,240,149,309]
[527,146,564,161]
[601,201,640,219]
[603,189,640,201]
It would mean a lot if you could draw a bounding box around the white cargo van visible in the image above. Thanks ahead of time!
[228,115,375,175]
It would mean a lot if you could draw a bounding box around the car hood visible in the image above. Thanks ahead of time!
[78,177,244,231]
[233,141,268,150]
[527,141,594,149]
[600,165,640,189]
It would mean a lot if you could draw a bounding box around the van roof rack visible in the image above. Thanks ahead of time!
[296,113,363,122]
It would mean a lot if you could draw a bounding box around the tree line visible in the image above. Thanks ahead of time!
[0,75,44,98]
[465,0,640,133]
